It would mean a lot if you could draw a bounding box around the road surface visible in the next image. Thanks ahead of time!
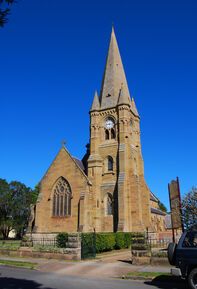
[0,265,186,289]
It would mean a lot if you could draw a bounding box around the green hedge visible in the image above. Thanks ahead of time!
[115,232,125,249]
[124,233,132,248]
[96,233,116,253]
[81,232,145,253]
[56,232,68,248]
[56,231,145,253]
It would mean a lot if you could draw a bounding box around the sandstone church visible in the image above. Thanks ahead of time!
[30,28,166,238]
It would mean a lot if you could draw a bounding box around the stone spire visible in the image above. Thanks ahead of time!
[100,27,131,109]
[90,90,100,111]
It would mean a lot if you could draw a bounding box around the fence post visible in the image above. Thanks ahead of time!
[93,228,96,258]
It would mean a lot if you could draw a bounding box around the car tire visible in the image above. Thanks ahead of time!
[188,268,197,289]
[167,243,177,265]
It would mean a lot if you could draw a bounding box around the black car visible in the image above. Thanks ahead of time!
[168,224,197,289]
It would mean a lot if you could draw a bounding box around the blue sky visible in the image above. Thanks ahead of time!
[0,0,196,209]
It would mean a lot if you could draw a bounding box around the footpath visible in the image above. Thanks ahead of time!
[0,249,171,279]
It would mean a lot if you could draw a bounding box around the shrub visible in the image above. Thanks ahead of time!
[96,233,115,253]
[56,232,68,248]
[124,233,132,248]
[115,232,125,249]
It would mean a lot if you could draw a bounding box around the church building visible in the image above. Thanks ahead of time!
[31,28,166,237]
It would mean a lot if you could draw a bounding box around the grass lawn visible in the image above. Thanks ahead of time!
[0,240,21,250]
[126,272,170,278]
[0,259,37,269]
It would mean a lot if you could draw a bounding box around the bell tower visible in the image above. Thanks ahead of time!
[87,28,150,232]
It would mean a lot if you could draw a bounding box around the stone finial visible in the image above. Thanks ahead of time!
[90,90,100,111]
[118,84,130,106]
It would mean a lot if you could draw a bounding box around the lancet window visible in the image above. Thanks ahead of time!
[105,193,113,216]
[108,156,113,171]
[52,177,72,217]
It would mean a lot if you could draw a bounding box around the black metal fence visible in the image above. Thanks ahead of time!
[20,238,58,247]
[32,238,57,247]
[81,232,96,259]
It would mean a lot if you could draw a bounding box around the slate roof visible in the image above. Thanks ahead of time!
[151,207,166,216]
[150,191,159,202]
[73,157,85,172]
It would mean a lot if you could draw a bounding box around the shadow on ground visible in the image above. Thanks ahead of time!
[118,259,133,264]
[0,277,55,289]
[145,275,187,289]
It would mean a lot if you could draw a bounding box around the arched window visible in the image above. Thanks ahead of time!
[105,129,109,140]
[111,128,116,139]
[108,156,113,171]
[52,177,72,217]
[105,193,113,215]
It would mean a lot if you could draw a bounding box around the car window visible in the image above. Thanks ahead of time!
[182,231,197,248]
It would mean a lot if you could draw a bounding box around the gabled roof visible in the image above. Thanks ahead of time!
[40,145,91,186]
[62,146,91,184]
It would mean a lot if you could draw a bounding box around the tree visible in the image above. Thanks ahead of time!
[9,181,35,238]
[0,0,16,27]
[181,187,197,229]
[0,179,13,239]
[0,178,39,239]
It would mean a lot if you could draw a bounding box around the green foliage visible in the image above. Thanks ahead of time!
[0,179,12,239]
[81,232,132,256]
[0,178,37,239]
[124,232,132,248]
[55,231,145,255]
[81,233,95,249]
[115,232,126,249]
[0,240,21,250]
[33,245,65,253]
[182,187,197,229]
[0,259,37,269]
[0,0,16,27]
[56,232,68,248]
[31,183,40,204]
[96,233,115,253]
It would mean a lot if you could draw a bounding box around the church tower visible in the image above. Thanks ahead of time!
[88,28,150,232]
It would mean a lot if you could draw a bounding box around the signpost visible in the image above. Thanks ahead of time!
[168,177,184,242]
